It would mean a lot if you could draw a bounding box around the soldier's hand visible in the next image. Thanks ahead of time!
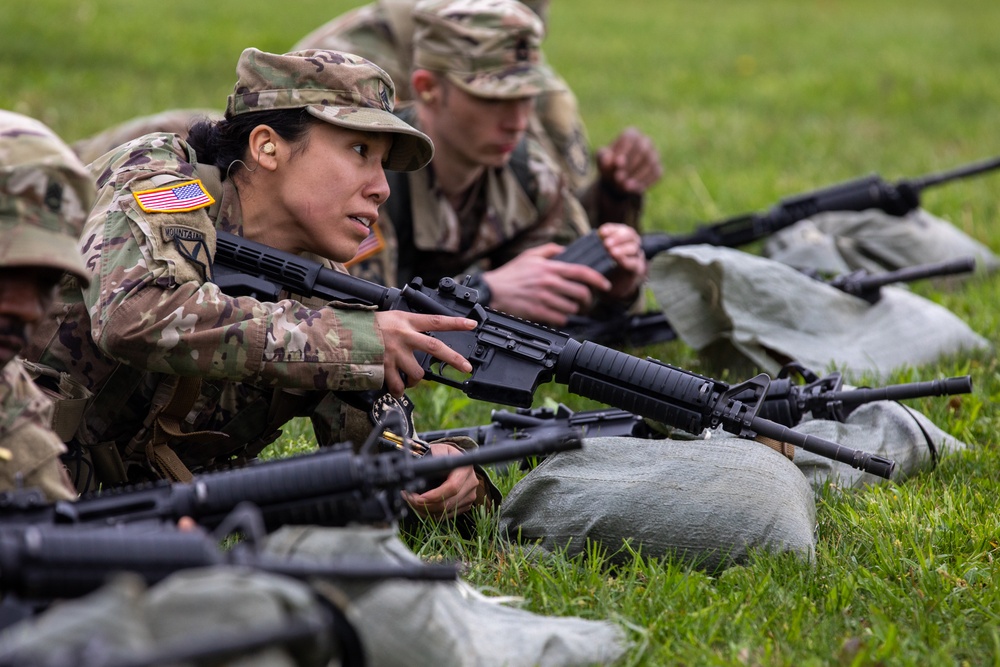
[402,443,481,518]
[374,312,476,396]
[482,244,611,327]
[598,223,647,301]
[596,127,663,195]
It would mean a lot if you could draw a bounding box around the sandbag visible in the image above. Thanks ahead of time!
[793,401,967,489]
[647,245,990,378]
[764,208,1000,275]
[0,568,332,667]
[498,435,817,572]
[264,525,627,667]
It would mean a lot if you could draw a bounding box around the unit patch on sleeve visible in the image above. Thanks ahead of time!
[133,179,215,213]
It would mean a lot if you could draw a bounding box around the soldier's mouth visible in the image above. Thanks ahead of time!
[350,215,373,229]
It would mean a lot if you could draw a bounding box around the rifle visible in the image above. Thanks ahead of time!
[555,251,975,346]
[0,427,582,530]
[0,520,458,604]
[816,256,976,304]
[210,232,898,479]
[745,362,974,426]
[419,365,973,450]
[0,507,450,667]
[419,404,663,447]
[555,154,1000,271]
[562,309,677,347]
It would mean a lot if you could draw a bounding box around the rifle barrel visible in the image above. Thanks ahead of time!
[821,375,972,408]
[908,154,1000,191]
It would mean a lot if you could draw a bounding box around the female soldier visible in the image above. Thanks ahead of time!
[25,48,490,517]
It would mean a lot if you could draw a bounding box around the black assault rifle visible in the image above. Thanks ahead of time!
[556,154,1000,274]
[419,366,972,450]
[0,520,458,604]
[0,427,582,530]
[557,256,977,345]
[210,232,898,479]
[0,510,445,666]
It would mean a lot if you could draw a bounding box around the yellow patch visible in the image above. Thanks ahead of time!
[132,179,215,213]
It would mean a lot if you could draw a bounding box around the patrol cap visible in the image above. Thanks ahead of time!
[521,0,550,26]
[0,110,94,286]
[226,48,434,172]
[413,0,563,100]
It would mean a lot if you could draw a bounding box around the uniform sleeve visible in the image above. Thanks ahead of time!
[0,364,76,502]
[82,136,385,392]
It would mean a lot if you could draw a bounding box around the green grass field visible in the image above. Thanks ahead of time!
[4,1,999,664]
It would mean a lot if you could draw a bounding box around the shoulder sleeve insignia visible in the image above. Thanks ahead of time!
[344,223,386,268]
[132,179,215,213]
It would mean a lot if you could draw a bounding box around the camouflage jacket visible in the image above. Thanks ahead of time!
[349,115,591,290]
[293,0,597,196]
[0,361,75,501]
[25,133,387,486]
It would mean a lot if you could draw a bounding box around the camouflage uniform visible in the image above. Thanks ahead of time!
[346,0,592,295]
[72,107,223,165]
[24,49,436,491]
[293,0,640,227]
[0,109,96,502]
[1,99,622,667]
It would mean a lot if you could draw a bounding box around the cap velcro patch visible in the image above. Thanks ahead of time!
[133,179,215,213]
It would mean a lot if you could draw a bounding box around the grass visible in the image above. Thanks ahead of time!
[5,0,999,664]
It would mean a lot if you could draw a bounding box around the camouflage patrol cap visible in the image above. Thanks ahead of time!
[0,110,93,286]
[413,0,561,100]
[521,0,550,26]
[226,48,433,172]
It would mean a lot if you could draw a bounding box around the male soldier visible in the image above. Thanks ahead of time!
[347,0,649,328]
[296,0,664,231]
[0,109,93,502]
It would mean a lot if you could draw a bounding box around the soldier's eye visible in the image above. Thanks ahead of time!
[353,144,368,158]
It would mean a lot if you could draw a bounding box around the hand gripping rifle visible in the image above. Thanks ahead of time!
[556,154,1000,272]
[210,232,896,479]
[0,427,582,530]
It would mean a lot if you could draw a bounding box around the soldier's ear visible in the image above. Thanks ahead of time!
[248,125,279,171]
[411,70,439,105]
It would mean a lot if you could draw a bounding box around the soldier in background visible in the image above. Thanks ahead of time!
[72,107,223,165]
[0,109,94,502]
[298,0,664,231]
[346,0,649,328]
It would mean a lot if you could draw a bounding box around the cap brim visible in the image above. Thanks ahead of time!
[445,65,564,100]
[305,106,434,172]
[0,221,90,286]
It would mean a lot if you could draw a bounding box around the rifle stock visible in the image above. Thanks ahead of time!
[211,233,897,479]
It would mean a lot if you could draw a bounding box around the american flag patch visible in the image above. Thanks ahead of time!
[133,179,215,213]
[345,223,386,267]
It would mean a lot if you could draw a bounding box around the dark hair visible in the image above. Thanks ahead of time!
[187,108,317,179]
